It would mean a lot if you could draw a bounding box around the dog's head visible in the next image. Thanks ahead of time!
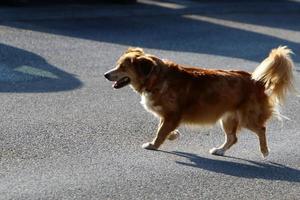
[104,47,158,90]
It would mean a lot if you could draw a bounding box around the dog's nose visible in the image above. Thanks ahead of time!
[104,72,110,79]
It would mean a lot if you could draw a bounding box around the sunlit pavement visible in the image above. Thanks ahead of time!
[0,1,299,199]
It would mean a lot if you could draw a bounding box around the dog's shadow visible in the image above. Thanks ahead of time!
[160,150,300,182]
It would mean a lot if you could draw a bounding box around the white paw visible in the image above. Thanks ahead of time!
[209,147,225,156]
[168,130,181,141]
[141,142,157,150]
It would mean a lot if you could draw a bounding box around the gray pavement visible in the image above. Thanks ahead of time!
[0,0,299,199]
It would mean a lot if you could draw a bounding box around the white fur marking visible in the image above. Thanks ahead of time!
[141,92,161,117]
[209,147,225,156]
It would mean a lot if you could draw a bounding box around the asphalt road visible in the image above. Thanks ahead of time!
[0,1,300,199]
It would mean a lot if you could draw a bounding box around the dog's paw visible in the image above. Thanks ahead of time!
[209,147,225,156]
[142,142,158,150]
[261,149,269,158]
[167,130,180,141]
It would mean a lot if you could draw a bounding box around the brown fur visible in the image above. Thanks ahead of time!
[104,46,294,157]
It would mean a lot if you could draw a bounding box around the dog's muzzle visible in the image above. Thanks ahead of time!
[104,72,111,80]
[104,71,131,89]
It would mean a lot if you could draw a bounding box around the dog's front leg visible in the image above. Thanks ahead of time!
[142,116,180,150]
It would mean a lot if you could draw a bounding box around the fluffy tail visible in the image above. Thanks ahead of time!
[252,46,295,104]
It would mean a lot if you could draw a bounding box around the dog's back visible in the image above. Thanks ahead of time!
[164,65,262,125]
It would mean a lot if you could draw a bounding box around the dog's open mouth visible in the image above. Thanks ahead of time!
[113,77,130,89]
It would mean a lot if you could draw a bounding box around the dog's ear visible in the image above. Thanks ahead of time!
[135,56,155,76]
[126,47,144,54]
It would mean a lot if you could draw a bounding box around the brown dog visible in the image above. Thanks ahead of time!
[104,47,294,157]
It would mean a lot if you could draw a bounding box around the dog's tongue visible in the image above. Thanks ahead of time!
[113,82,120,89]
[113,77,130,89]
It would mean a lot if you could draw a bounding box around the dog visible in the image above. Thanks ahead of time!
[104,46,294,157]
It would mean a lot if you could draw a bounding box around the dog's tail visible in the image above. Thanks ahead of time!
[252,46,295,105]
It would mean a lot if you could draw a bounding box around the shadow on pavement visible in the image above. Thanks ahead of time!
[0,0,299,64]
[160,150,300,182]
[0,43,82,92]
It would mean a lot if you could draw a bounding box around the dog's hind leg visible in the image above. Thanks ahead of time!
[247,125,269,158]
[210,113,239,156]
[142,116,180,150]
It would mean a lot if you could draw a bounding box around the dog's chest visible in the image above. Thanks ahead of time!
[140,92,162,116]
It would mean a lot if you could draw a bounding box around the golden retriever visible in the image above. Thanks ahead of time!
[104,46,294,157]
